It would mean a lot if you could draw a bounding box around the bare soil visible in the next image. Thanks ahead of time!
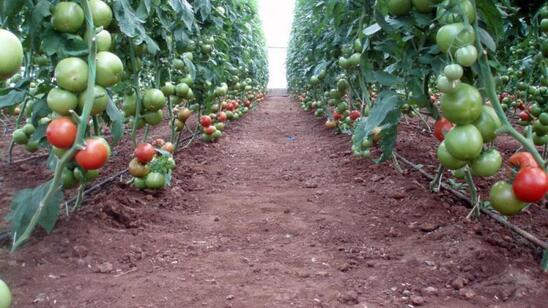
[1,96,547,308]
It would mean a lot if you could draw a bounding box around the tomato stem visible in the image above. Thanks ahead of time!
[12,0,97,250]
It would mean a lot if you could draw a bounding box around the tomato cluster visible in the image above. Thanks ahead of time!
[130,141,176,190]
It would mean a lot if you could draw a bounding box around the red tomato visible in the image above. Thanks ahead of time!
[218,112,227,122]
[518,111,530,121]
[204,125,216,135]
[513,167,548,203]
[200,115,212,127]
[333,111,343,121]
[134,143,155,164]
[349,110,361,121]
[433,117,454,142]
[517,102,526,111]
[46,116,77,149]
[509,152,539,170]
[75,138,109,170]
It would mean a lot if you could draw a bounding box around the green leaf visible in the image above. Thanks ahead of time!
[0,89,26,108]
[106,97,124,145]
[478,27,496,52]
[41,29,88,57]
[6,180,63,250]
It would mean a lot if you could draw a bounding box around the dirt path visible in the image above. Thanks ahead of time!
[1,96,547,307]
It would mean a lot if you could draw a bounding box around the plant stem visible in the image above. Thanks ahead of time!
[12,0,97,250]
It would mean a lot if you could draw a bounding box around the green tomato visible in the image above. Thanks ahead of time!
[387,0,412,16]
[55,57,89,92]
[0,29,24,80]
[22,123,36,136]
[533,132,548,146]
[145,172,166,189]
[530,104,542,117]
[123,93,137,116]
[133,177,147,189]
[473,106,501,143]
[144,109,163,125]
[176,83,190,98]
[443,64,463,81]
[452,168,466,179]
[440,83,483,125]
[212,130,223,139]
[85,29,112,52]
[455,45,478,67]
[470,149,502,177]
[436,0,476,24]
[12,129,28,145]
[78,85,108,115]
[96,51,123,87]
[444,124,483,160]
[143,89,166,111]
[0,279,12,308]
[539,113,548,126]
[161,82,176,96]
[533,121,548,136]
[62,167,79,189]
[348,53,361,66]
[437,141,467,170]
[89,0,113,28]
[436,23,475,54]
[47,88,78,115]
[52,2,84,33]
[542,19,548,33]
[489,181,526,216]
[437,75,460,93]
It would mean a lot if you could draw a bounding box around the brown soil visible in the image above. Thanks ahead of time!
[1,96,547,308]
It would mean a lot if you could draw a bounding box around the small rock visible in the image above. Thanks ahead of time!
[424,260,435,267]
[419,223,440,232]
[402,290,411,296]
[338,263,351,272]
[72,245,89,258]
[304,181,318,189]
[421,286,439,295]
[459,288,476,299]
[316,271,329,277]
[451,277,466,290]
[226,294,235,300]
[366,261,376,268]
[338,291,359,305]
[95,262,114,273]
[410,295,425,306]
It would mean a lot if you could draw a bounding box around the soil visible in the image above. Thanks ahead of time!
[1,96,547,308]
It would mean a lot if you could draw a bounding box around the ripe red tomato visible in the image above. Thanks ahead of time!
[333,111,343,121]
[46,116,77,149]
[434,117,454,142]
[349,110,361,121]
[517,102,526,111]
[512,167,547,203]
[204,125,216,135]
[200,115,212,127]
[134,143,155,164]
[518,111,530,121]
[509,152,539,170]
[75,138,109,170]
[218,112,227,122]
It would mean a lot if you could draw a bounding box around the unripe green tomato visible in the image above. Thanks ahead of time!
[78,85,108,115]
[47,88,78,115]
[52,2,84,33]
[144,109,163,125]
[12,129,28,145]
[55,57,89,92]
[96,51,123,87]
[469,149,502,177]
[133,177,147,189]
[143,89,166,111]
[22,123,36,136]
[62,167,79,189]
[437,141,467,170]
[444,64,463,81]
[444,124,483,160]
[161,82,176,96]
[0,29,24,80]
[455,45,478,67]
[89,0,113,28]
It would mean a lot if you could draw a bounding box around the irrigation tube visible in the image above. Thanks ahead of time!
[394,152,548,270]
[0,133,198,245]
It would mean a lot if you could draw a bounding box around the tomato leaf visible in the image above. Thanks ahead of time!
[478,27,496,52]
[106,97,124,145]
[6,180,63,250]
[0,89,26,109]
[42,29,88,57]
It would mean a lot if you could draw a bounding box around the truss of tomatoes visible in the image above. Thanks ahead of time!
[129,142,176,190]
